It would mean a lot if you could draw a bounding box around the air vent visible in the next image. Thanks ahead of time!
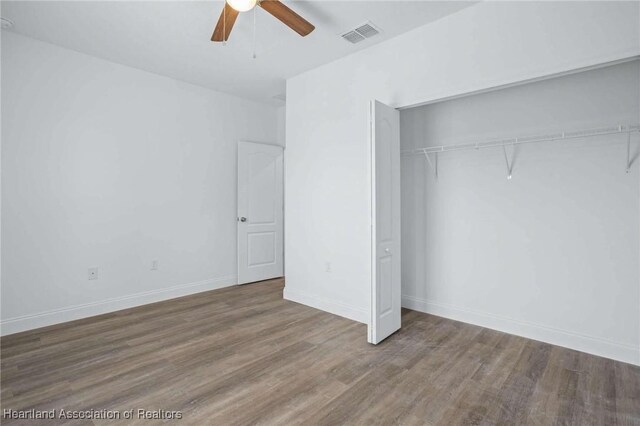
[354,23,379,38]
[341,21,380,44]
[341,30,366,44]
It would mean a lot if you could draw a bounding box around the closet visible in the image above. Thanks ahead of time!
[397,60,640,359]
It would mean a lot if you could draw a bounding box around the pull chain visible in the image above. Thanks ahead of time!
[252,6,257,59]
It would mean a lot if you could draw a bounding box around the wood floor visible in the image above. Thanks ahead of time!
[1,279,639,425]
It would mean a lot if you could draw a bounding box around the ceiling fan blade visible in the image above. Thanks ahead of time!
[259,0,315,37]
[211,3,240,42]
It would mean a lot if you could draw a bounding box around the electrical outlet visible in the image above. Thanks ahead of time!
[151,260,158,271]
[88,267,99,280]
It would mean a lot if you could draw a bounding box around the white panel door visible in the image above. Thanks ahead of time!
[237,141,284,284]
[368,100,401,344]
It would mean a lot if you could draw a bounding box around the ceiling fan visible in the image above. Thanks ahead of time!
[211,0,315,42]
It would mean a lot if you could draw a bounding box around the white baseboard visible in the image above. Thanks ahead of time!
[402,295,640,366]
[283,288,368,324]
[0,275,238,336]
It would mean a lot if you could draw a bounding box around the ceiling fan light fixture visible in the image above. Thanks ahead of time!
[212,0,314,43]
[226,0,257,12]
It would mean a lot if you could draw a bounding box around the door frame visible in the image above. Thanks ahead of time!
[369,101,378,343]
[236,140,285,285]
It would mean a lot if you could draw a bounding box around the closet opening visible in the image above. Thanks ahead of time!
[373,59,640,351]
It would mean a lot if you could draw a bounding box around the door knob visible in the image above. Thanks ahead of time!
[239,217,247,222]
[385,248,391,253]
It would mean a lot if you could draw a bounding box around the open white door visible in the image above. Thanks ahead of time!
[237,141,284,285]
[368,100,401,344]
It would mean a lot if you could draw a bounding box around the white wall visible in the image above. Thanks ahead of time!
[284,1,640,362]
[401,61,640,365]
[277,105,286,147]
[1,32,279,334]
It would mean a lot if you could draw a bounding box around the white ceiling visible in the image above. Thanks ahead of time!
[1,1,474,105]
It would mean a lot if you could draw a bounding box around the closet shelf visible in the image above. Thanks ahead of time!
[401,123,640,156]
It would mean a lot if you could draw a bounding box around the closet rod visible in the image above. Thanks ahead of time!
[401,124,640,156]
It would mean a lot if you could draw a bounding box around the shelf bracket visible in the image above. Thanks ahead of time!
[502,143,515,180]
[423,151,438,181]
[627,131,636,173]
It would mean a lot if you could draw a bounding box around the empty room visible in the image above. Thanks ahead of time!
[1,0,639,424]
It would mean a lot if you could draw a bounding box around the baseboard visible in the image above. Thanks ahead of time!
[283,288,368,324]
[402,295,639,366]
[0,275,238,336]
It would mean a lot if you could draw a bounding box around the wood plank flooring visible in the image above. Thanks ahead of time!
[1,279,639,425]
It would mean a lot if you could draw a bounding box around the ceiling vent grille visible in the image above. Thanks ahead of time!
[341,30,366,44]
[341,22,380,44]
